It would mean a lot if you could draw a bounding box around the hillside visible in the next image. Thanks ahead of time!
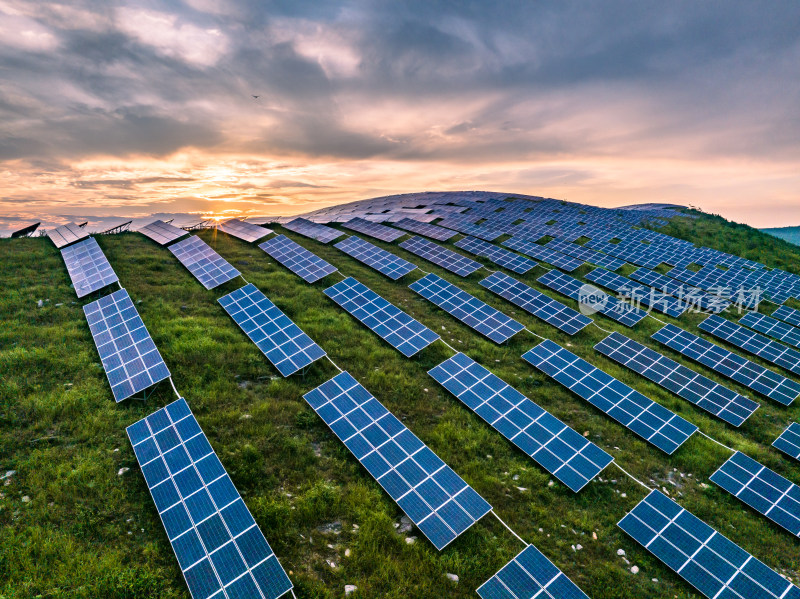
[762,225,800,247]
[2,195,800,599]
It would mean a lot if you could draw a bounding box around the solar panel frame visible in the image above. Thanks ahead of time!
[342,217,405,242]
[303,372,492,550]
[60,237,119,298]
[83,288,170,402]
[522,340,697,454]
[169,236,241,290]
[218,283,326,376]
[282,218,343,243]
[773,423,800,461]
[258,234,337,283]
[618,489,800,599]
[594,332,758,427]
[126,398,293,599]
[398,236,483,276]
[454,236,537,274]
[739,312,800,350]
[773,305,800,328]
[429,353,613,492]
[393,217,458,241]
[138,219,188,245]
[324,277,439,357]
[217,219,272,243]
[335,235,417,280]
[409,273,524,343]
[47,222,89,248]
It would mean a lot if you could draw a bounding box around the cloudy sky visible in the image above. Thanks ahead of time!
[1,1,799,231]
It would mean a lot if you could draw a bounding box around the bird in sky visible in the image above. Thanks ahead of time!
[252,95,259,99]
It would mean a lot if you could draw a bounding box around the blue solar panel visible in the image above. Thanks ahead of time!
[651,324,800,406]
[773,305,800,329]
[303,372,492,550]
[479,272,591,335]
[537,270,647,327]
[335,236,417,280]
[429,353,612,492]
[619,490,800,599]
[409,273,524,343]
[585,267,687,318]
[218,284,326,376]
[522,340,697,454]
[324,277,439,357]
[126,398,293,599]
[773,423,800,461]
[629,267,730,313]
[502,238,584,271]
[740,312,800,350]
[138,219,188,245]
[454,236,537,274]
[710,451,800,537]
[477,544,590,599]
[60,237,119,298]
[83,288,170,402]
[698,314,800,377]
[47,222,89,248]
[342,217,405,242]
[394,218,457,241]
[594,332,758,427]
[398,236,483,276]
[282,218,343,243]
[258,234,337,283]
[217,218,271,243]
[544,238,626,271]
[169,236,241,290]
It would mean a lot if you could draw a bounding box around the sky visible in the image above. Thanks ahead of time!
[1,0,799,233]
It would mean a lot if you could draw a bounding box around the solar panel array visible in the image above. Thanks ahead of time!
[429,353,613,492]
[410,273,524,343]
[47,222,89,248]
[773,305,800,328]
[60,237,119,298]
[217,219,272,243]
[773,423,800,461]
[138,220,188,245]
[258,234,337,283]
[303,372,492,550]
[454,236,537,274]
[282,218,343,243]
[502,237,584,271]
[83,288,170,402]
[218,284,326,376]
[619,490,800,599]
[629,267,730,313]
[544,238,626,271]
[479,271,591,335]
[710,451,800,537]
[585,268,687,318]
[324,277,439,357]
[477,544,590,599]
[169,236,241,290]
[398,236,483,276]
[651,324,800,405]
[537,270,648,327]
[740,312,800,350]
[126,398,293,599]
[393,217,457,241]
[342,217,405,242]
[335,236,417,280]
[698,314,800,377]
[522,340,697,454]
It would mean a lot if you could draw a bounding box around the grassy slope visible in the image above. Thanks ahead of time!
[2,211,800,599]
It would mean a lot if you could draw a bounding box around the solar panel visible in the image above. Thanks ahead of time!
[479,272,591,335]
[629,267,730,313]
[83,288,170,402]
[618,489,800,599]
[537,270,648,327]
[739,312,800,350]
[477,544,590,599]
[282,218,343,243]
[126,398,293,599]
[651,324,800,406]
[217,219,272,243]
[47,222,89,248]
[585,268,687,318]
[335,236,417,280]
[342,217,405,242]
[710,451,800,537]
[324,277,439,357]
[398,236,483,276]
[138,219,188,245]
[429,353,613,492]
[502,238,584,271]
[544,238,626,271]
[454,236,537,274]
[594,332,758,427]
[60,237,119,298]
[773,305,800,328]
[218,283,326,376]
[409,273,524,343]
[169,236,241,290]
[303,372,492,550]
[773,423,800,461]
[393,218,458,241]
[258,234,337,283]
[522,340,697,454]
[698,314,800,377]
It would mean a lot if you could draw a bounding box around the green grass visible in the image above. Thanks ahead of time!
[2,211,800,599]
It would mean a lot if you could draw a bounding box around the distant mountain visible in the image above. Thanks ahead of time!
[761,225,800,246]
